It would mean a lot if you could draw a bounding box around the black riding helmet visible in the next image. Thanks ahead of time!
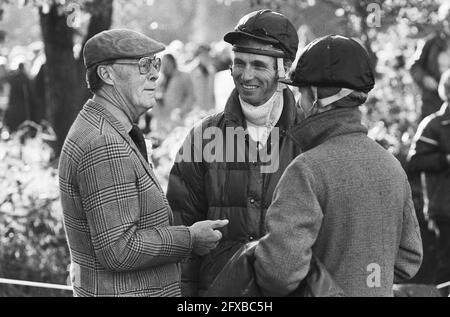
[224,9,299,62]
[283,35,375,93]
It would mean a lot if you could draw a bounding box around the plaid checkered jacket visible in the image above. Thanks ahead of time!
[59,100,193,297]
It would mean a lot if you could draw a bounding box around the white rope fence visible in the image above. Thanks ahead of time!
[0,277,448,294]
[0,278,73,291]
[437,281,450,290]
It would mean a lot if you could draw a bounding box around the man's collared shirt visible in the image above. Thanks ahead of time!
[100,101,133,134]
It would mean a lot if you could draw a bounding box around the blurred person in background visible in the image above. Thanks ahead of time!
[408,68,450,288]
[166,40,188,66]
[3,62,33,132]
[211,41,233,72]
[188,43,216,111]
[32,62,47,125]
[410,1,450,120]
[29,43,47,125]
[167,9,303,296]
[211,41,235,112]
[154,53,195,130]
[0,58,8,125]
[0,57,7,93]
[407,1,450,284]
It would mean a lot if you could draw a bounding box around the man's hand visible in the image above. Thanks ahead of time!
[423,75,438,90]
[189,219,229,256]
[446,154,450,165]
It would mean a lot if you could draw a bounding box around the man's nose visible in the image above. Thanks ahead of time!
[241,65,255,81]
[147,69,159,81]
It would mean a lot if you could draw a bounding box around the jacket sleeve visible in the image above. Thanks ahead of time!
[409,38,434,88]
[254,158,323,296]
[77,134,193,272]
[407,117,448,173]
[167,124,208,296]
[394,180,423,283]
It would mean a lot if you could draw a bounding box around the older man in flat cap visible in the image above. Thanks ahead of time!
[59,29,228,297]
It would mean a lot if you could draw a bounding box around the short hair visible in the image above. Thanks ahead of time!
[438,69,450,101]
[86,65,105,93]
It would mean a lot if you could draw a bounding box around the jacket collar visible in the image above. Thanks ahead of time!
[84,99,129,136]
[223,88,298,130]
[291,107,368,152]
[83,99,163,192]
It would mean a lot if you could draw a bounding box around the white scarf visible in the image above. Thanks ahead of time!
[239,88,284,148]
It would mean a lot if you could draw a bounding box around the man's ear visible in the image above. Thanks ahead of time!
[283,60,293,74]
[97,65,115,86]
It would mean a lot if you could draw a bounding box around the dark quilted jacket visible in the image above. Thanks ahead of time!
[167,88,302,295]
[408,103,450,222]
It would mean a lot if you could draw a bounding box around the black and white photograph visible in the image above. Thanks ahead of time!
[0,0,449,300]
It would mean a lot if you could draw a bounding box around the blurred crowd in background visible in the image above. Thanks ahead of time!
[0,38,233,136]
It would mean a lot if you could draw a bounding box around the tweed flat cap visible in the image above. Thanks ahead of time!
[83,29,165,69]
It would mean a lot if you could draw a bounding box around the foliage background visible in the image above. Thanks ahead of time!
[0,124,70,296]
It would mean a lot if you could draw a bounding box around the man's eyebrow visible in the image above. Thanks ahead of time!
[250,60,275,69]
[233,58,274,69]
[251,60,270,67]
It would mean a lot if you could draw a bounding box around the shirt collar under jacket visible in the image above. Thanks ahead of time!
[99,101,133,134]
[239,90,283,127]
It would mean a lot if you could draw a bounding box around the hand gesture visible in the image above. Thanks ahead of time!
[189,219,229,256]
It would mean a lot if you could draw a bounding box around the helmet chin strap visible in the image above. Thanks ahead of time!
[312,86,354,108]
[277,57,287,91]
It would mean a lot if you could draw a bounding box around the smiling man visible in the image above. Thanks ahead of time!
[59,29,228,297]
[166,10,303,296]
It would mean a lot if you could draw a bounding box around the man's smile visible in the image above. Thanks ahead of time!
[241,83,259,91]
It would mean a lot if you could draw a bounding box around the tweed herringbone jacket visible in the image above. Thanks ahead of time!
[254,108,423,297]
[59,100,193,297]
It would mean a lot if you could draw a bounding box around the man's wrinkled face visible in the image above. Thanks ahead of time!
[231,48,278,107]
[111,57,159,120]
